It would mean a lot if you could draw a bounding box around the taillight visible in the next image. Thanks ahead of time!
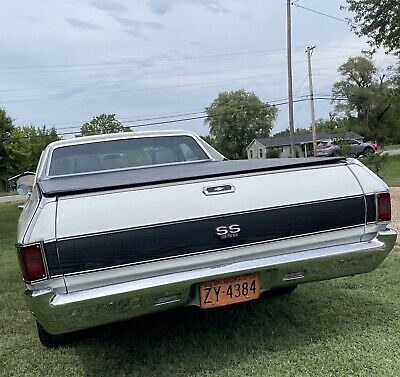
[377,193,391,222]
[17,245,46,281]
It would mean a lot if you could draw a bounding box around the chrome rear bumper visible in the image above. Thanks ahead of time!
[25,229,397,334]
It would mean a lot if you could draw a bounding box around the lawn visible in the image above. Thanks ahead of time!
[0,191,16,197]
[381,155,400,187]
[0,204,399,377]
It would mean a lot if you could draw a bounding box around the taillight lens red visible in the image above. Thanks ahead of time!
[378,193,391,222]
[17,245,46,281]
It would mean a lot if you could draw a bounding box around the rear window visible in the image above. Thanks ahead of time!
[49,136,209,176]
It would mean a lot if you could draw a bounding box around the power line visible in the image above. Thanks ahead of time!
[0,45,376,77]
[7,96,344,140]
[0,62,371,104]
[51,94,313,132]
[0,48,307,75]
[1,55,394,106]
[55,110,207,131]
[0,61,319,94]
[0,53,371,96]
[0,71,317,104]
[293,3,349,23]
[0,73,299,103]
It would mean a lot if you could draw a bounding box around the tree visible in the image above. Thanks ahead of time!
[4,126,60,176]
[273,127,311,137]
[346,0,400,55]
[205,90,278,159]
[315,117,349,134]
[200,135,218,149]
[80,114,129,136]
[0,108,15,190]
[387,63,400,144]
[332,56,398,144]
[360,151,389,177]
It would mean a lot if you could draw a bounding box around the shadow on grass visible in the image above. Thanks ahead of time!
[69,284,396,377]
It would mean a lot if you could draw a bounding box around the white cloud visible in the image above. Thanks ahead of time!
[66,18,100,30]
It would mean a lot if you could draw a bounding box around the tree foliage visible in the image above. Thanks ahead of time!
[360,151,389,177]
[205,90,278,159]
[80,114,129,136]
[332,56,399,144]
[273,127,311,137]
[265,148,281,158]
[346,0,400,55]
[4,126,60,176]
[315,117,351,134]
[200,135,218,149]
[0,108,15,190]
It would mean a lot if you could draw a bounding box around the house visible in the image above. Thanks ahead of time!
[246,131,363,159]
[8,171,36,192]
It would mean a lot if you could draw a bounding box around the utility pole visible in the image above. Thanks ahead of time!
[306,45,317,157]
[287,0,296,158]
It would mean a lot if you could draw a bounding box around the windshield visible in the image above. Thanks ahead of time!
[317,141,332,149]
[49,135,209,176]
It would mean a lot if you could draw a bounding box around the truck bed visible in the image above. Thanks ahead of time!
[38,157,345,196]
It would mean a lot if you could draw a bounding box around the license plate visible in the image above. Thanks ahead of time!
[200,273,260,309]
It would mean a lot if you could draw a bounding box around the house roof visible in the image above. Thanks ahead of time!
[8,171,36,181]
[252,131,363,149]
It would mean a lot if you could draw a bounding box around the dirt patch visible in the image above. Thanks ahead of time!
[391,187,400,243]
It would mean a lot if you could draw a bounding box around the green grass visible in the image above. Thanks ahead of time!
[0,204,399,377]
[0,191,16,197]
[381,155,400,187]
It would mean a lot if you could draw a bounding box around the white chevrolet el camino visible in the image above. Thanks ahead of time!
[16,130,397,346]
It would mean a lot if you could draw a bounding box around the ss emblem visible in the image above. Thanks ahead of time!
[215,224,241,239]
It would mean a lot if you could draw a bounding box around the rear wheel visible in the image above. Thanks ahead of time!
[267,285,297,296]
[36,321,70,348]
[362,147,374,156]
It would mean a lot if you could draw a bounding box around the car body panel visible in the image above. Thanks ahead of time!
[26,229,397,334]
[15,131,397,336]
[317,139,375,157]
[55,164,362,240]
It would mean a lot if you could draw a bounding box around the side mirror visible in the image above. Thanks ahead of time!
[17,184,30,196]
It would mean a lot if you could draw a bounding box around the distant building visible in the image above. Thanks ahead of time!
[8,171,36,192]
[246,132,363,159]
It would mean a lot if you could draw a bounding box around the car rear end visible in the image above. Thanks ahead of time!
[316,140,335,157]
[16,133,397,343]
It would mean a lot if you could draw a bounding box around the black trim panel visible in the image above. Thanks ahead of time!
[43,242,62,276]
[366,194,376,223]
[57,196,365,275]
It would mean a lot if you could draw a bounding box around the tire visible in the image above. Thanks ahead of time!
[267,285,297,296]
[362,147,374,156]
[36,321,70,348]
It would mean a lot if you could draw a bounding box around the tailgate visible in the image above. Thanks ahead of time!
[55,164,367,291]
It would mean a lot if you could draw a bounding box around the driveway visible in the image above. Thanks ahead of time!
[386,149,400,156]
[391,187,400,244]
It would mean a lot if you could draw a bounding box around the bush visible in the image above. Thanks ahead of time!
[333,139,352,157]
[265,148,281,158]
[360,151,389,177]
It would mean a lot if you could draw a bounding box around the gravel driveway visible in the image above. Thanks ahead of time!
[391,187,400,244]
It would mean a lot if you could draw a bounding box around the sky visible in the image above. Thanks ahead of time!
[0,0,397,138]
